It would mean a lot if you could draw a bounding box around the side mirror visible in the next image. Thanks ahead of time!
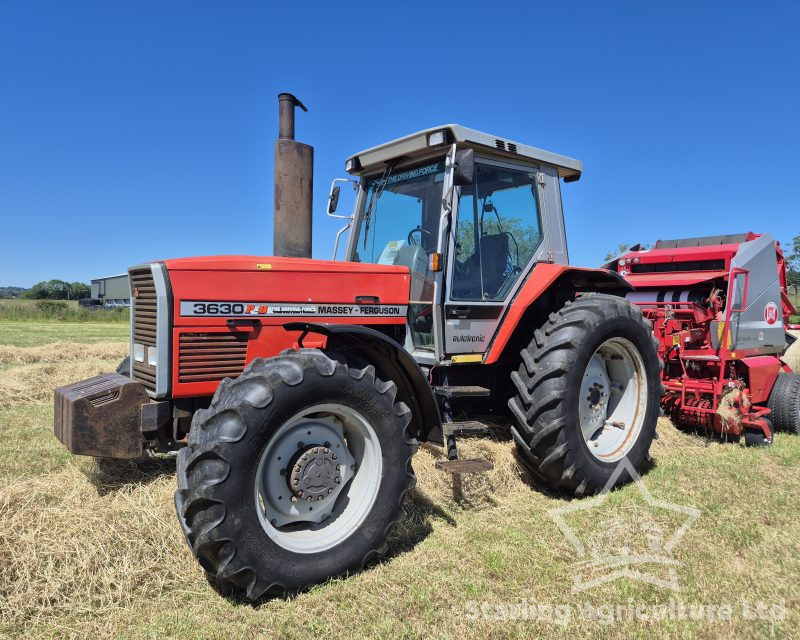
[453,148,474,186]
[327,185,341,214]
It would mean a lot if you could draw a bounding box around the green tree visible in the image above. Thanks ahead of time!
[22,279,88,299]
[786,233,800,291]
[603,242,651,263]
[69,282,91,300]
[603,244,631,262]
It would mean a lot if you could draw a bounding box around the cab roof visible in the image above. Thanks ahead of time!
[345,124,583,182]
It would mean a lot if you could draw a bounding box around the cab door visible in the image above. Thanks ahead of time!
[443,157,549,355]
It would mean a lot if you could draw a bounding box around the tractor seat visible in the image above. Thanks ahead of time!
[479,233,511,298]
[393,244,427,275]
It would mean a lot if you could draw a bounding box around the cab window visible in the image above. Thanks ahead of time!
[451,163,543,301]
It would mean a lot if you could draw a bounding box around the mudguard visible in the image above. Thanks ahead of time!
[284,322,442,443]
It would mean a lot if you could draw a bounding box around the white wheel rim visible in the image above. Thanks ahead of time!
[254,403,382,554]
[579,337,648,462]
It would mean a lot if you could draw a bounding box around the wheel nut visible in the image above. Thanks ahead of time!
[336,464,341,471]
[332,454,338,460]
[317,496,324,501]
[327,488,333,494]
[323,447,330,454]
[306,496,313,501]
[334,476,341,484]
[290,496,298,502]
[293,479,299,486]
[313,447,319,454]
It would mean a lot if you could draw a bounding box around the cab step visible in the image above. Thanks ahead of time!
[435,458,494,474]
[442,420,492,437]
[433,385,490,398]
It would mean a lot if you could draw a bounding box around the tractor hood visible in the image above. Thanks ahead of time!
[159,255,411,328]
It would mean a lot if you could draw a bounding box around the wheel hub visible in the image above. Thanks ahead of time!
[288,445,341,501]
[578,338,648,462]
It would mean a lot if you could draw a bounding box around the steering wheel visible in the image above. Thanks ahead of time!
[407,227,433,247]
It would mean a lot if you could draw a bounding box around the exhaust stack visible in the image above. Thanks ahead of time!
[273,93,313,258]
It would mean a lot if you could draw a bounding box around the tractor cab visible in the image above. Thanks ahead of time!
[329,125,582,365]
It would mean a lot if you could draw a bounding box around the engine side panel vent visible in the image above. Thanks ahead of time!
[178,333,248,383]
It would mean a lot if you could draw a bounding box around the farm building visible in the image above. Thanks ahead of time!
[90,273,131,308]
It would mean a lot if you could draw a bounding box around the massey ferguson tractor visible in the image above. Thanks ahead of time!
[53,95,798,600]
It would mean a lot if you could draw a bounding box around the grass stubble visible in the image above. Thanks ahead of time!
[0,337,798,639]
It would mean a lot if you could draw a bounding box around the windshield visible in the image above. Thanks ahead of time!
[352,159,445,264]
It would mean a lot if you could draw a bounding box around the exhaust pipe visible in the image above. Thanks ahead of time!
[273,93,313,258]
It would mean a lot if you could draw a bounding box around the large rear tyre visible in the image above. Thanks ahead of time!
[509,294,662,496]
[767,372,800,434]
[174,349,417,600]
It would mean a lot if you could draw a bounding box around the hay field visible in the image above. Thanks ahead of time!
[1,322,799,639]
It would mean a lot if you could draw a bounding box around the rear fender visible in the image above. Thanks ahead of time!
[284,322,442,443]
[484,264,632,364]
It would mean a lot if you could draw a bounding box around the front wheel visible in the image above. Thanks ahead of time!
[509,294,662,496]
[175,350,417,600]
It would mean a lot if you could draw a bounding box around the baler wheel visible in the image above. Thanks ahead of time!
[767,373,800,434]
[743,419,774,447]
[509,294,662,496]
[174,349,417,600]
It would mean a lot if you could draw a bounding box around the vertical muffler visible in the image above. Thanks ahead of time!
[273,93,313,258]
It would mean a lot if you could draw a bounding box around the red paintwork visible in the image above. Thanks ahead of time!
[624,270,729,289]
[614,233,791,440]
[164,256,410,397]
[483,263,613,364]
[740,356,782,404]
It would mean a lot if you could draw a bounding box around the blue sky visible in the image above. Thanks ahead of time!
[0,1,798,287]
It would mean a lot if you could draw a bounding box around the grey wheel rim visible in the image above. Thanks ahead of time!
[579,337,649,462]
[254,403,382,554]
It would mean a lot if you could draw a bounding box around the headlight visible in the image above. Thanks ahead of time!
[147,346,158,367]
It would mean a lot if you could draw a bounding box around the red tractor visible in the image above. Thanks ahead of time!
[53,96,794,599]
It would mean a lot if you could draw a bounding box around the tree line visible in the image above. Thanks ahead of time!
[0,280,91,300]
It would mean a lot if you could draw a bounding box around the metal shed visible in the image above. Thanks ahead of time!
[90,274,131,308]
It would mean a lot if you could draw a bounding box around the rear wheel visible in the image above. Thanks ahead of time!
[174,349,417,600]
[767,372,800,434]
[509,294,662,496]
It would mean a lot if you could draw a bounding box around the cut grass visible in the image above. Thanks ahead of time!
[0,322,129,347]
[0,329,798,639]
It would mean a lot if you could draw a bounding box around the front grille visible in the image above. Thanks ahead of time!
[129,266,157,392]
[178,333,248,383]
